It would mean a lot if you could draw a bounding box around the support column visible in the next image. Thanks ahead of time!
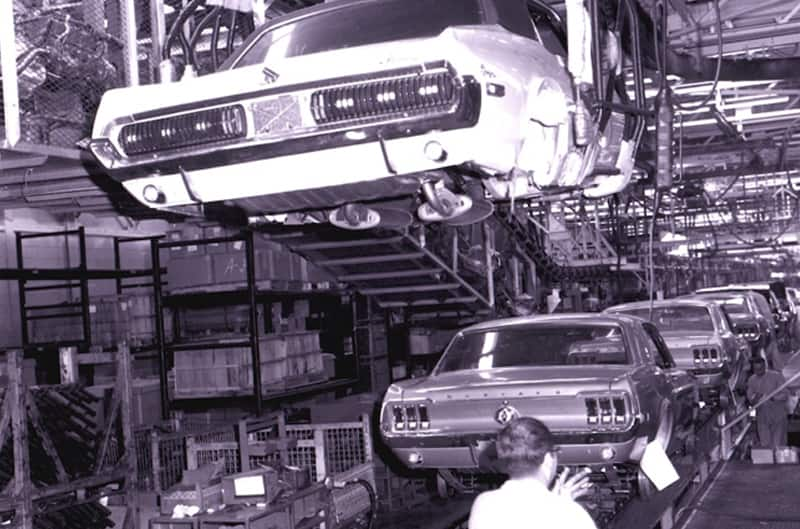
[118,343,140,529]
[9,350,32,529]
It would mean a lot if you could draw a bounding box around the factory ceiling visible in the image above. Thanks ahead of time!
[2,0,800,250]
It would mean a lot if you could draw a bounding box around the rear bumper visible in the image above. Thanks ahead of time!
[383,430,644,470]
[114,126,514,211]
[689,367,727,389]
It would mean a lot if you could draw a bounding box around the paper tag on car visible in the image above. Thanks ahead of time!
[640,440,679,491]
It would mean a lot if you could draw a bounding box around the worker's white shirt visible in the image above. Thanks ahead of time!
[468,477,597,529]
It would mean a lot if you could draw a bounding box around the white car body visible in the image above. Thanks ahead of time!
[90,0,627,220]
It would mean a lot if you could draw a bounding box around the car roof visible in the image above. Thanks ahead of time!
[461,312,640,333]
[697,284,769,293]
[606,298,715,312]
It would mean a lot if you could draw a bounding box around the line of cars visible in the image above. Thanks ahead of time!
[378,283,798,519]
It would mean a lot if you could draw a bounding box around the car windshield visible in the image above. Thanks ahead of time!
[618,306,715,333]
[435,323,629,374]
[230,0,485,69]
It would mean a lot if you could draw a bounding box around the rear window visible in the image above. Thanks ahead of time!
[718,297,749,314]
[231,0,485,68]
[435,323,629,374]
[617,306,714,333]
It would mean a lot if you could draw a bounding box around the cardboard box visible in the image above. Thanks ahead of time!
[166,255,214,290]
[203,225,231,254]
[751,448,775,464]
[212,253,247,284]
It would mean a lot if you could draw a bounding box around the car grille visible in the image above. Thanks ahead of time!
[310,70,461,125]
[118,105,246,156]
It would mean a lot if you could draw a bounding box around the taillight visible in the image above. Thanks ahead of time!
[693,347,721,365]
[418,404,430,429]
[612,397,627,424]
[392,403,430,431]
[599,398,613,424]
[585,398,599,425]
[119,104,247,156]
[310,69,460,125]
[584,393,630,429]
[406,406,418,430]
[392,406,405,430]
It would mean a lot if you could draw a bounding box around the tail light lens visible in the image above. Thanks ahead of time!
[392,405,405,430]
[119,104,246,156]
[310,69,460,125]
[418,404,430,429]
[406,406,418,430]
[584,393,631,429]
[693,347,721,366]
[585,398,599,424]
[392,403,431,431]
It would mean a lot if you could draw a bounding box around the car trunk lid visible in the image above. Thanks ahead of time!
[397,366,633,434]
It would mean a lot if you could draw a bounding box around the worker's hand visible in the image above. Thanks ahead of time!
[551,467,592,500]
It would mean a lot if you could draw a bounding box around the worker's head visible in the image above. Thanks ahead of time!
[752,356,767,376]
[496,417,559,482]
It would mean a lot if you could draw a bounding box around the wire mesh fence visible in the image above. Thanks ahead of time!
[1,0,134,150]
[134,415,374,493]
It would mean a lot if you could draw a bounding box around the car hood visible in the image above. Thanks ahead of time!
[659,331,717,350]
[397,365,632,401]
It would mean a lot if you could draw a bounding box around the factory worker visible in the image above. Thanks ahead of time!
[468,417,596,529]
[747,356,789,450]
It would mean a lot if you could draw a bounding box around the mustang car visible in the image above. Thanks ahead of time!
[690,291,777,362]
[605,299,749,407]
[379,314,697,511]
[89,0,635,229]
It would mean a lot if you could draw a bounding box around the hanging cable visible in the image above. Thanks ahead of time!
[189,5,222,70]
[163,0,205,61]
[673,0,723,111]
[648,189,662,317]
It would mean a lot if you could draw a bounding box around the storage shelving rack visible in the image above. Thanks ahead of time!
[151,230,359,419]
[0,228,162,383]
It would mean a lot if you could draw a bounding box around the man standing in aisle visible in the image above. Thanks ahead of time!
[468,417,596,529]
[747,357,789,450]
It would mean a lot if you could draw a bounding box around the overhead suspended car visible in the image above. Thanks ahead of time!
[89,0,638,229]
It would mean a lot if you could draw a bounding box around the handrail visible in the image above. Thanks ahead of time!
[720,365,800,432]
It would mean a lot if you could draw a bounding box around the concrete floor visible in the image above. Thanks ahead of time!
[680,461,800,529]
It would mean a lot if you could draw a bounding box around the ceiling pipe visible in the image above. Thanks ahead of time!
[621,0,800,82]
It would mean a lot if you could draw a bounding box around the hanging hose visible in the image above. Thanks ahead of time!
[226,9,239,58]
[211,6,225,70]
[189,5,223,70]
[163,0,205,61]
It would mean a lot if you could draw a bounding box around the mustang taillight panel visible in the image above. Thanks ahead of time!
[119,105,246,156]
[393,403,431,431]
[583,393,631,430]
[310,70,460,125]
[693,347,721,365]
